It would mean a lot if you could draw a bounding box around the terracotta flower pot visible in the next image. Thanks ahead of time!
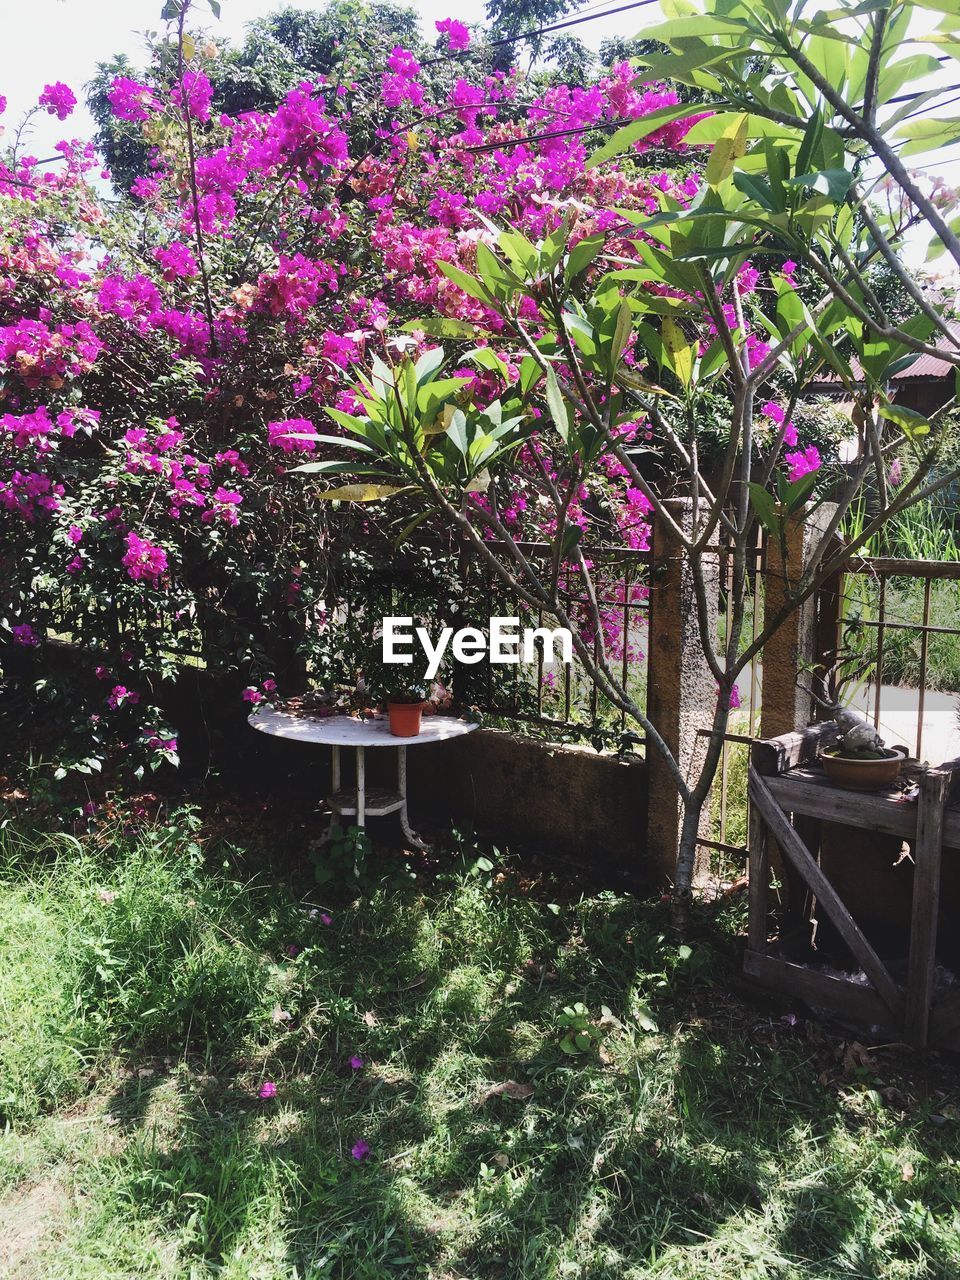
[821,745,908,791]
[387,700,424,737]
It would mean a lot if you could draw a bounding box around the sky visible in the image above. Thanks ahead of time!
[0,0,639,156]
[0,0,957,276]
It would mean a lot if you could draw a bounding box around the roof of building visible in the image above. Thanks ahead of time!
[806,325,959,389]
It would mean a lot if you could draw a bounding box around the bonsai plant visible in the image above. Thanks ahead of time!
[805,668,908,790]
[386,681,428,738]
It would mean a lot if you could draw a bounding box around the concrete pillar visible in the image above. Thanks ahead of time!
[645,499,719,888]
[759,503,839,923]
[760,504,839,739]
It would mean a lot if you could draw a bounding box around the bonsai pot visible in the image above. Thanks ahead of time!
[387,699,425,737]
[821,744,908,791]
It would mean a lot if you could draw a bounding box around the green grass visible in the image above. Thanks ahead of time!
[1,813,959,1279]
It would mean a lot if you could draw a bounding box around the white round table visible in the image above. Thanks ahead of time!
[248,708,477,848]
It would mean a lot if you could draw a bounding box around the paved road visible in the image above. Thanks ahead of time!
[848,684,960,765]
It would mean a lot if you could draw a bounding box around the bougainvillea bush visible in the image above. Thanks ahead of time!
[0,0,716,782]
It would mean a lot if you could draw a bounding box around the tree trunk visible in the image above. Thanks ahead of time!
[671,797,707,931]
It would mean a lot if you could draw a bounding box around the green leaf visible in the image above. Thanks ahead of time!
[499,230,539,276]
[795,106,824,182]
[748,483,781,533]
[705,114,749,188]
[435,260,491,304]
[476,242,519,298]
[560,522,583,560]
[783,168,854,201]
[877,403,931,439]
[315,484,407,502]
[564,233,606,283]
[417,376,470,414]
[544,364,570,444]
[402,318,480,339]
[586,102,722,168]
[325,408,373,438]
[732,171,775,209]
[894,115,960,157]
[463,347,509,379]
[611,299,633,372]
[662,317,694,389]
[288,460,390,476]
[633,1003,658,1033]
[445,409,469,455]
[414,347,445,386]
[782,470,819,513]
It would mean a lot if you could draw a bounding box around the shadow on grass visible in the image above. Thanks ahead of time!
[97,935,960,1279]
[3,809,960,1279]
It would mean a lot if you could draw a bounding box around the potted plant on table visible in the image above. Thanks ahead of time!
[805,669,909,790]
[386,682,428,737]
[819,707,909,790]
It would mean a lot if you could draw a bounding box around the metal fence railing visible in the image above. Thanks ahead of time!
[836,556,960,762]
[469,544,650,740]
[698,531,766,869]
[702,547,960,876]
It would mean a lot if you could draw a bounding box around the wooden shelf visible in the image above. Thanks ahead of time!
[745,721,960,1048]
[766,767,960,847]
[329,788,404,817]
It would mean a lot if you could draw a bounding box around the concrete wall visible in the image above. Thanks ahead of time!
[407,728,647,884]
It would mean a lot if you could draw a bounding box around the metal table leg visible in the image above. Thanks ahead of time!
[397,745,427,849]
[320,744,342,847]
[356,745,365,827]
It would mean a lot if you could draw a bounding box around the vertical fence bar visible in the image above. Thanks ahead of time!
[621,570,630,731]
[874,573,886,729]
[917,576,932,760]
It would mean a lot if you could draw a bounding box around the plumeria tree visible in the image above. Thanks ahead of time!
[299,0,960,915]
[0,0,701,784]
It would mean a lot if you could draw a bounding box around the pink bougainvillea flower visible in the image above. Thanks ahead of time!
[11,623,38,647]
[888,457,903,487]
[783,421,798,447]
[171,70,213,123]
[39,82,76,120]
[107,685,140,710]
[122,532,168,584]
[107,76,160,122]
[349,1055,364,1070]
[242,687,263,704]
[320,912,332,925]
[262,678,277,693]
[761,401,785,425]
[785,445,821,483]
[286,943,301,958]
[258,1081,277,1099]
[351,1140,370,1161]
[716,683,741,710]
[267,418,317,454]
[436,18,470,51]
[154,241,199,282]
